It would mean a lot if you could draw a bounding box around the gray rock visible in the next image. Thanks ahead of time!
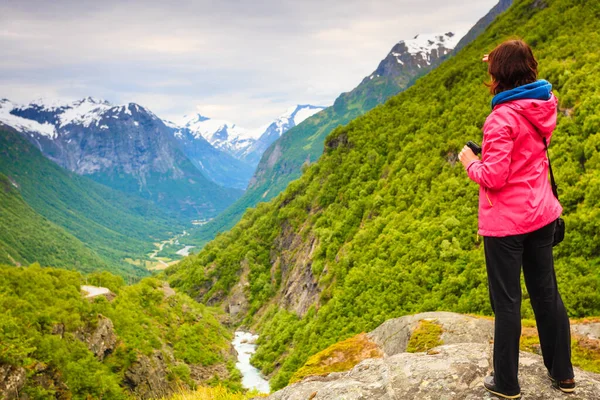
[262,343,600,400]
[0,364,26,400]
[572,322,600,340]
[367,312,494,357]
[124,351,175,399]
[75,315,118,361]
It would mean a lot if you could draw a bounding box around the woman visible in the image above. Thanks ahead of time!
[458,39,575,399]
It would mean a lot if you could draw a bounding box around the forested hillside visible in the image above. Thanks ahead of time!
[166,0,600,391]
[0,265,240,398]
[0,173,110,271]
[0,126,183,277]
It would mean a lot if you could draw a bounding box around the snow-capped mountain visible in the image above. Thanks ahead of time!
[243,104,325,165]
[175,114,260,161]
[0,97,163,143]
[364,31,465,82]
[175,104,325,166]
[0,97,241,218]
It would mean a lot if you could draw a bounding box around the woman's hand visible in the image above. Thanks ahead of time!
[459,145,480,169]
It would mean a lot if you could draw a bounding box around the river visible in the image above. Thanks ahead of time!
[232,331,270,394]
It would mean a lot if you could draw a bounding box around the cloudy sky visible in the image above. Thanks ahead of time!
[0,0,498,128]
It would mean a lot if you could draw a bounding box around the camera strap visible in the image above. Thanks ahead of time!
[543,137,559,200]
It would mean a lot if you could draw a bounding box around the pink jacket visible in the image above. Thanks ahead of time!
[466,93,562,237]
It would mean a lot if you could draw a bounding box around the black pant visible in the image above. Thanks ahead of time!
[484,220,574,393]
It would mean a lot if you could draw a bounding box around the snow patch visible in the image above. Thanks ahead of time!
[397,31,465,64]
[0,99,58,139]
[178,114,262,150]
[57,98,112,128]
[292,105,323,126]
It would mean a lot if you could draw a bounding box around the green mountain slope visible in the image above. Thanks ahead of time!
[0,126,183,277]
[0,265,240,399]
[167,0,600,391]
[187,1,513,248]
[188,52,447,246]
[0,173,110,272]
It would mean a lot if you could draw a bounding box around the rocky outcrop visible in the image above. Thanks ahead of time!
[271,222,321,317]
[262,343,600,400]
[572,321,600,340]
[261,312,600,400]
[0,365,26,400]
[367,312,494,356]
[124,351,175,400]
[75,315,118,361]
[225,261,251,321]
[190,363,230,382]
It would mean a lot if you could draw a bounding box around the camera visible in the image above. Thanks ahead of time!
[466,141,482,155]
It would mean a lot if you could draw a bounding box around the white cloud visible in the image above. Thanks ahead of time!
[0,0,500,128]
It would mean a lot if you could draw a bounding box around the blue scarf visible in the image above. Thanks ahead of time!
[491,79,552,109]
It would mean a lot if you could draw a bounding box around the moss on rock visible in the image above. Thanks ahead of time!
[406,320,444,353]
[289,332,383,384]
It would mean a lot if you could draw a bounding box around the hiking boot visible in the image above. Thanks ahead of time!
[483,375,522,399]
[548,372,576,393]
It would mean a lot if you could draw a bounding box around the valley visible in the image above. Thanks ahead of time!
[143,229,198,271]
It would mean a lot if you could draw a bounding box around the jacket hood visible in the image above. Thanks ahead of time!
[491,79,552,108]
[501,93,558,137]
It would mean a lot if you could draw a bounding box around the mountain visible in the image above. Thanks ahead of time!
[454,0,514,52]
[168,120,256,190]
[0,97,241,219]
[242,105,326,165]
[166,0,600,392]
[176,104,325,167]
[176,113,260,164]
[0,125,181,277]
[0,173,110,272]
[0,266,241,399]
[185,31,466,247]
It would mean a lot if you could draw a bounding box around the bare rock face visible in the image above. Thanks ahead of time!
[190,362,230,382]
[262,343,600,400]
[367,312,494,357]
[572,322,600,340]
[75,315,118,361]
[124,351,174,400]
[225,260,251,322]
[0,365,26,400]
[272,222,321,317]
